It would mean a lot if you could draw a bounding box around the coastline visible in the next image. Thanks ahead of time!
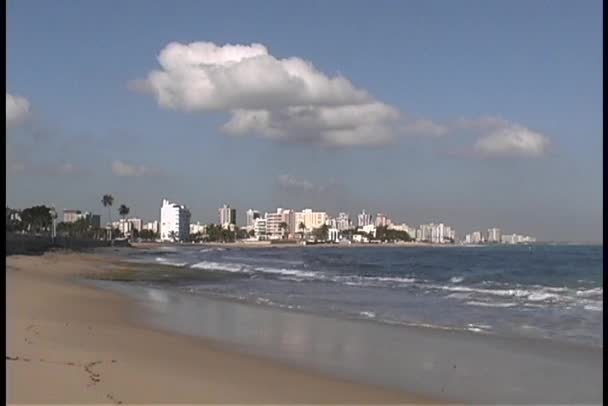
[6,251,435,404]
[131,241,460,249]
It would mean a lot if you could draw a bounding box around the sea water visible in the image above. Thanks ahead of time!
[120,244,602,347]
[91,244,602,403]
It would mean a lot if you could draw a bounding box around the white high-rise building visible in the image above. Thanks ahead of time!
[253,218,267,240]
[127,218,143,232]
[295,209,328,231]
[471,231,483,244]
[160,199,191,242]
[487,228,501,243]
[265,210,284,239]
[280,209,296,237]
[357,210,372,227]
[375,213,391,227]
[336,212,352,231]
[246,209,260,230]
[219,204,236,229]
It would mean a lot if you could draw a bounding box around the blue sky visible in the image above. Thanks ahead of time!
[6,0,602,242]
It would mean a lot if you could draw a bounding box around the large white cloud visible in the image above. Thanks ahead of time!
[131,41,439,146]
[6,93,31,128]
[132,41,551,154]
[456,116,550,158]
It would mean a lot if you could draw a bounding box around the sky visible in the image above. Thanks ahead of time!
[6,0,603,242]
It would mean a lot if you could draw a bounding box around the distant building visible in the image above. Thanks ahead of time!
[295,209,328,231]
[361,224,377,238]
[375,213,392,228]
[127,218,143,232]
[253,218,267,240]
[87,213,101,228]
[417,222,455,243]
[63,209,82,223]
[280,209,296,237]
[143,221,159,234]
[328,228,340,242]
[389,223,416,239]
[265,210,284,239]
[357,210,372,227]
[245,209,260,230]
[336,212,353,231]
[471,231,483,244]
[160,199,191,242]
[219,204,236,229]
[487,228,501,243]
[190,222,207,235]
[63,209,100,228]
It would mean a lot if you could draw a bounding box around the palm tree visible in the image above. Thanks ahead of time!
[118,204,130,237]
[118,204,130,220]
[168,230,177,243]
[298,222,306,240]
[102,194,114,239]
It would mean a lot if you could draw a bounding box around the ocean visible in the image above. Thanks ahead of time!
[119,244,602,348]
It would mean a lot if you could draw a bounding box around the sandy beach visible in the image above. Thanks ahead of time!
[6,251,435,404]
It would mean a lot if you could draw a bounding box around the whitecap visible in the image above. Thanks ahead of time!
[584,304,602,312]
[466,301,517,308]
[576,287,603,297]
[154,257,188,267]
[446,292,471,300]
[450,276,464,283]
[253,267,317,278]
[190,261,247,273]
[528,292,559,301]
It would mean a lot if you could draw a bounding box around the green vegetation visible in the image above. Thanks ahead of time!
[101,194,114,238]
[56,218,105,239]
[18,205,52,233]
[118,204,130,220]
[279,222,289,239]
[312,224,329,241]
[375,226,412,242]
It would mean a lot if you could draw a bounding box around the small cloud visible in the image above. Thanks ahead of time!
[473,126,550,158]
[111,160,159,177]
[277,174,316,191]
[6,92,31,128]
[452,116,550,159]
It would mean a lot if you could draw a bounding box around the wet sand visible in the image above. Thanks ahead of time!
[6,252,436,404]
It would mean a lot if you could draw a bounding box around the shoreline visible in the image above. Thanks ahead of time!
[132,241,462,249]
[6,251,436,404]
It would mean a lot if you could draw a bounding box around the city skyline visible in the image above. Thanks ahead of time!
[6,0,602,243]
[37,200,540,244]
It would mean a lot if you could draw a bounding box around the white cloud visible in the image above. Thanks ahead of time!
[401,118,449,137]
[111,160,158,177]
[131,41,551,154]
[474,126,550,158]
[6,93,31,128]
[132,41,411,147]
[454,116,550,158]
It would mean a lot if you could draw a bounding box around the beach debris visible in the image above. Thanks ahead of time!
[6,355,30,362]
[106,393,123,404]
[84,360,103,386]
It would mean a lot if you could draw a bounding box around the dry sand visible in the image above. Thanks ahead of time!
[6,251,438,404]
